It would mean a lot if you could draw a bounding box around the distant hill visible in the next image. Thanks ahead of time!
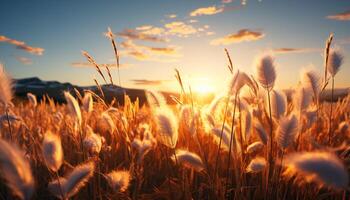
[14,77,349,105]
[14,77,178,105]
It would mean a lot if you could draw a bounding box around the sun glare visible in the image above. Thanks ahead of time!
[194,84,214,94]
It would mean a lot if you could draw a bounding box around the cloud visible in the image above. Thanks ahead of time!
[117,28,167,42]
[164,21,197,36]
[210,29,264,45]
[0,35,44,55]
[272,48,321,54]
[188,19,198,23]
[222,0,233,3]
[130,79,168,86]
[15,56,33,65]
[206,31,215,36]
[327,10,350,21]
[166,14,177,19]
[190,6,224,16]
[71,62,131,68]
[120,40,181,62]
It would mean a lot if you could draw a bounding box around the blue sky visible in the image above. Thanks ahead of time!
[0,0,349,92]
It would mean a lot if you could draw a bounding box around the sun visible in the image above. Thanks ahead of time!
[194,84,214,94]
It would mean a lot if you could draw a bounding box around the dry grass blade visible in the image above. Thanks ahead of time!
[225,48,234,74]
[82,51,107,84]
[323,33,333,85]
[105,27,121,86]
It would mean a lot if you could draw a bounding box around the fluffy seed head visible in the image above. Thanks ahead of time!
[283,152,348,189]
[27,93,37,107]
[82,93,93,113]
[246,141,264,154]
[253,120,269,145]
[172,150,205,172]
[145,90,167,109]
[293,86,312,114]
[106,170,130,192]
[131,138,152,163]
[0,139,34,200]
[154,107,178,148]
[255,54,276,90]
[327,50,343,77]
[246,157,266,173]
[49,162,95,199]
[276,114,299,149]
[83,129,103,154]
[43,131,63,172]
[64,91,82,126]
[0,64,13,106]
[269,90,287,120]
[301,70,321,100]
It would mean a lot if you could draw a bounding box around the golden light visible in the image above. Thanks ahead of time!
[190,77,215,95]
[193,84,214,94]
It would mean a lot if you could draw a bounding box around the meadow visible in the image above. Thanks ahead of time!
[0,31,349,200]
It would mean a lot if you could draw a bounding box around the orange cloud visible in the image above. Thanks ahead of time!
[210,29,264,45]
[166,14,177,19]
[327,10,350,21]
[164,21,197,36]
[222,0,233,3]
[117,29,167,42]
[0,35,44,55]
[120,40,180,61]
[272,48,321,54]
[15,56,33,65]
[190,6,224,16]
[131,79,167,86]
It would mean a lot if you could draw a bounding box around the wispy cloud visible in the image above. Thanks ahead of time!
[327,9,350,21]
[117,28,167,42]
[71,62,131,68]
[190,6,224,16]
[272,47,321,54]
[0,35,44,55]
[210,29,264,45]
[120,40,181,62]
[15,56,33,65]
[222,0,233,3]
[164,21,197,37]
[166,14,177,19]
[130,79,168,86]
[188,19,198,23]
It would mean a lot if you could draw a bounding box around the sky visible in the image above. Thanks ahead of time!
[0,0,349,93]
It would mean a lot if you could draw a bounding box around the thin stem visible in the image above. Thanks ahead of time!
[213,95,230,177]
[225,93,238,198]
[54,171,65,200]
[5,108,13,141]
[266,89,273,197]
[328,77,334,143]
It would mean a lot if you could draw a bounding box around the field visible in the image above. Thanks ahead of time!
[0,33,349,200]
